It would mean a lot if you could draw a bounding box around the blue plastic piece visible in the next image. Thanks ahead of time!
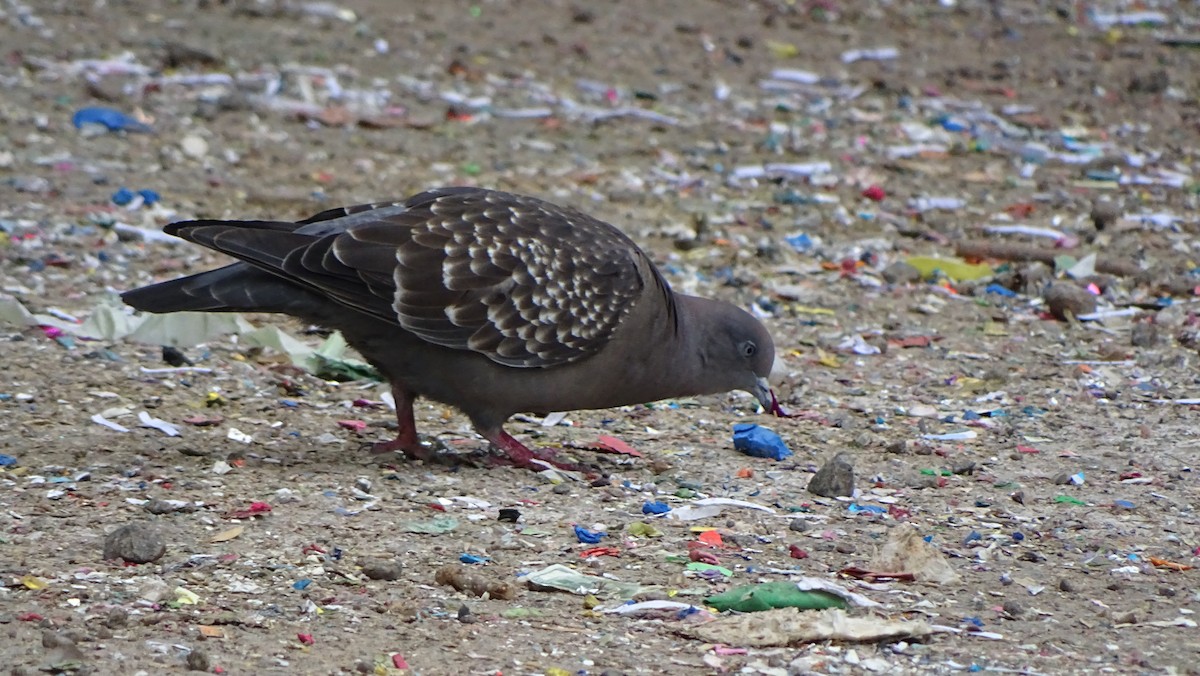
[573,525,606,544]
[139,189,161,205]
[847,504,886,515]
[984,283,1017,297]
[0,454,16,467]
[784,232,813,252]
[111,187,135,205]
[72,107,151,132]
[642,501,671,515]
[732,423,792,460]
[459,553,489,564]
[293,579,312,590]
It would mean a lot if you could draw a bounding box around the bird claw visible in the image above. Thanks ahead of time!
[485,445,594,475]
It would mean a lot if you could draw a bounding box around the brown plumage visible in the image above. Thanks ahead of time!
[122,187,778,472]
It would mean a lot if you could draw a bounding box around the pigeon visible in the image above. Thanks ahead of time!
[122,187,780,472]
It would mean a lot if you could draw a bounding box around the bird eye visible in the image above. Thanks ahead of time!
[740,341,757,358]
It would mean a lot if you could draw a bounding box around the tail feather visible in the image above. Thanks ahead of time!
[121,263,316,315]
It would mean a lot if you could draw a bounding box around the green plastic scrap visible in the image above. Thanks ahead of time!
[403,517,459,534]
[706,581,849,613]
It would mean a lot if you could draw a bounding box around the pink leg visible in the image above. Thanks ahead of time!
[370,385,433,461]
[479,428,592,475]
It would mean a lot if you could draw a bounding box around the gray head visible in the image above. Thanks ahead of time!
[680,296,777,409]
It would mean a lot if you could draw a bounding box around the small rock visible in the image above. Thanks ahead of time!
[951,461,976,475]
[180,135,209,159]
[1127,69,1169,94]
[1052,472,1073,485]
[1043,283,1096,321]
[788,518,809,532]
[1131,321,1158,348]
[103,522,166,564]
[186,648,211,672]
[1002,600,1025,618]
[40,631,85,671]
[1090,199,1120,231]
[360,559,404,581]
[807,452,855,498]
[834,542,856,554]
[144,500,182,515]
[1058,577,1076,593]
[881,261,921,285]
[551,483,572,495]
[104,608,128,629]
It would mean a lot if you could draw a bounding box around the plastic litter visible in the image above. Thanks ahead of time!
[706,578,881,613]
[71,107,152,133]
[732,423,792,460]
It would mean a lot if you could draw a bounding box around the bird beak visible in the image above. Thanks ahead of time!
[752,376,774,410]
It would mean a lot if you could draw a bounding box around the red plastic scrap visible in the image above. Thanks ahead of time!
[590,435,642,457]
[1004,202,1036,218]
[580,546,621,558]
[861,185,886,202]
[17,612,44,622]
[297,633,315,646]
[697,530,723,547]
[392,654,410,669]
[689,549,719,565]
[302,544,326,556]
[888,335,936,348]
[337,420,367,432]
[225,502,272,519]
[1016,444,1041,454]
[788,544,808,560]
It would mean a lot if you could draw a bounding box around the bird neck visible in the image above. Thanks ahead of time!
[652,294,716,398]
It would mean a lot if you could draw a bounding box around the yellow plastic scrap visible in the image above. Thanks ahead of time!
[627,521,663,538]
[905,256,993,282]
[766,40,799,58]
[173,586,201,605]
[815,348,841,368]
[545,669,572,676]
[792,306,836,316]
[21,575,47,590]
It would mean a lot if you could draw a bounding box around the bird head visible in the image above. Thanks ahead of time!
[690,298,780,412]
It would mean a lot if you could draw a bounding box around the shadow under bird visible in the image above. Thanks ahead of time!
[122,187,783,472]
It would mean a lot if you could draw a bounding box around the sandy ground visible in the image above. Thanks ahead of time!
[3,0,1200,674]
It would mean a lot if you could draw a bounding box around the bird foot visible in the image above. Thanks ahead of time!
[485,445,593,475]
[482,429,595,476]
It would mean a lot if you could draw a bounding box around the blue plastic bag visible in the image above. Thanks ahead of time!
[732,423,792,460]
[72,107,152,133]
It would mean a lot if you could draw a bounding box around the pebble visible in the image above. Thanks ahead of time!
[180,134,209,159]
[104,607,128,628]
[1002,600,1025,618]
[881,261,921,284]
[1130,321,1158,348]
[807,452,855,498]
[1058,578,1076,593]
[186,648,211,672]
[102,521,166,564]
[1043,282,1097,321]
[788,518,809,532]
[1090,199,1121,231]
[360,559,404,581]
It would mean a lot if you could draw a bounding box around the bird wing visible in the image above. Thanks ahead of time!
[166,188,655,368]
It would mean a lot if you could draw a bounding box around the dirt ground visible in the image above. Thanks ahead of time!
[3,0,1200,674]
